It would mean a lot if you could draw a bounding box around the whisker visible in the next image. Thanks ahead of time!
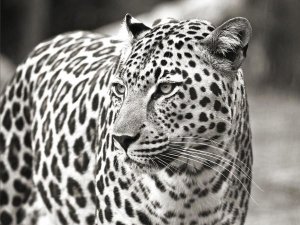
[169,143,262,192]
[169,143,253,184]
[153,155,177,174]
[171,136,226,147]
[170,139,251,173]
[150,157,160,171]
[158,153,222,203]
[164,150,230,181]
[169,138,263,192]
[214,115,232,125]
[167,148,258,205]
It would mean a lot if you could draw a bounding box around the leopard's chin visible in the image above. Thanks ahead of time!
[123,157,159,174]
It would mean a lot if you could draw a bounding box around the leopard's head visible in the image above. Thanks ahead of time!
[111,14,251,174]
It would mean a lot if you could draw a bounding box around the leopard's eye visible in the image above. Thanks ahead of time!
[112,83,126,97]
[157,83,176,95]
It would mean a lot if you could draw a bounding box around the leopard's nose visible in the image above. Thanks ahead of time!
[113,133,140,152]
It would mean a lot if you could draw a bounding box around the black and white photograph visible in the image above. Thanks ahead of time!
[1,0,299,225]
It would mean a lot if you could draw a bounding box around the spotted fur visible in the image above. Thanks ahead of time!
[0,14,252,225]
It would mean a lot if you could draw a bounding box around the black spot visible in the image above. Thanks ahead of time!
[86,214,95,225]
[37,181,52,211]
[221,107,229,114]
[45,130,53,157]
[185,78,192,85]
[154,67,161,82]
[49,181,62,206]
[180,103,187,109]
[189,87,197,100]
[74,151,90,174]
[3,109,12,130]
[108,171,115,181]
[0,162,9,183]
[113,186,121,208]
[0,190,9,206]
[72,79,88,103]
[188,60,196,67]
[16,208,25,224]
[0,210,13,225]
[55,103,68,133]
[118,178,129,190]
[177,115,183,120]
[68,109,76,135]
[185,113,193,119]
[12,102,21,117]
[104,195,113,222]
[210,83,222,96]
[12,196,22,207]
[125,199,134,217]
[194,73,201,82]
[151,174,166,192]
[175,41,184,50]
[8,135,21,170]
[87,181,97,205]
[51,155,61,182]
[199,97,210,107]
[167,39,174,45]
[42,162,48,179]
[203,68,210,76]
[199,112,208,122]
[178,92,185,99]
[79,95,87,124]
[92,94,99,111]
[53,82,71,111]
[97,176,104,195]
[23,106,30,124]
[182,70,188,79]
[57,210,68,225]
[67,177,86,208]
[23,152,33,167]
[116,221,126,225]
[16,82,23,98]
[163,51,173,58]
[136,210,153,225]
[0,132,5,152]
[161,60,167,66]
[57,135,69,167]
[39,97,48,117]
[213,73,220,81]
[216,122,226,133]
[131,192,141,203]
[214,100,221,111]
[98,209,104,223]
[197,126,207,134]
[73,137,84,155]
[20,166,31,179]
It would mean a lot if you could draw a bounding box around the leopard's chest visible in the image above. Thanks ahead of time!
[96,158,226,225]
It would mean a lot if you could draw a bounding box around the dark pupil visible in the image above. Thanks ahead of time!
[117,85,123,93]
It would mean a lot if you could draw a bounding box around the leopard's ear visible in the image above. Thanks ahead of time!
[120,14,151,41]
[203,17,252,70]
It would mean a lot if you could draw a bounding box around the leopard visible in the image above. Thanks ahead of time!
[0,14,253,225]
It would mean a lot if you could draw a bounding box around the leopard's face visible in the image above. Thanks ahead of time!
[111,16,251,173]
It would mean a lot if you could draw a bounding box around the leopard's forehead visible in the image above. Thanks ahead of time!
[119,19,215,89]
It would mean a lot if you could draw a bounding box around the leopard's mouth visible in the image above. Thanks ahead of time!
[126,149,178,170]
[124,156,146,167]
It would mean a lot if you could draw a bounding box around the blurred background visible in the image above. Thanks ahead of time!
[1,0,299,224]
